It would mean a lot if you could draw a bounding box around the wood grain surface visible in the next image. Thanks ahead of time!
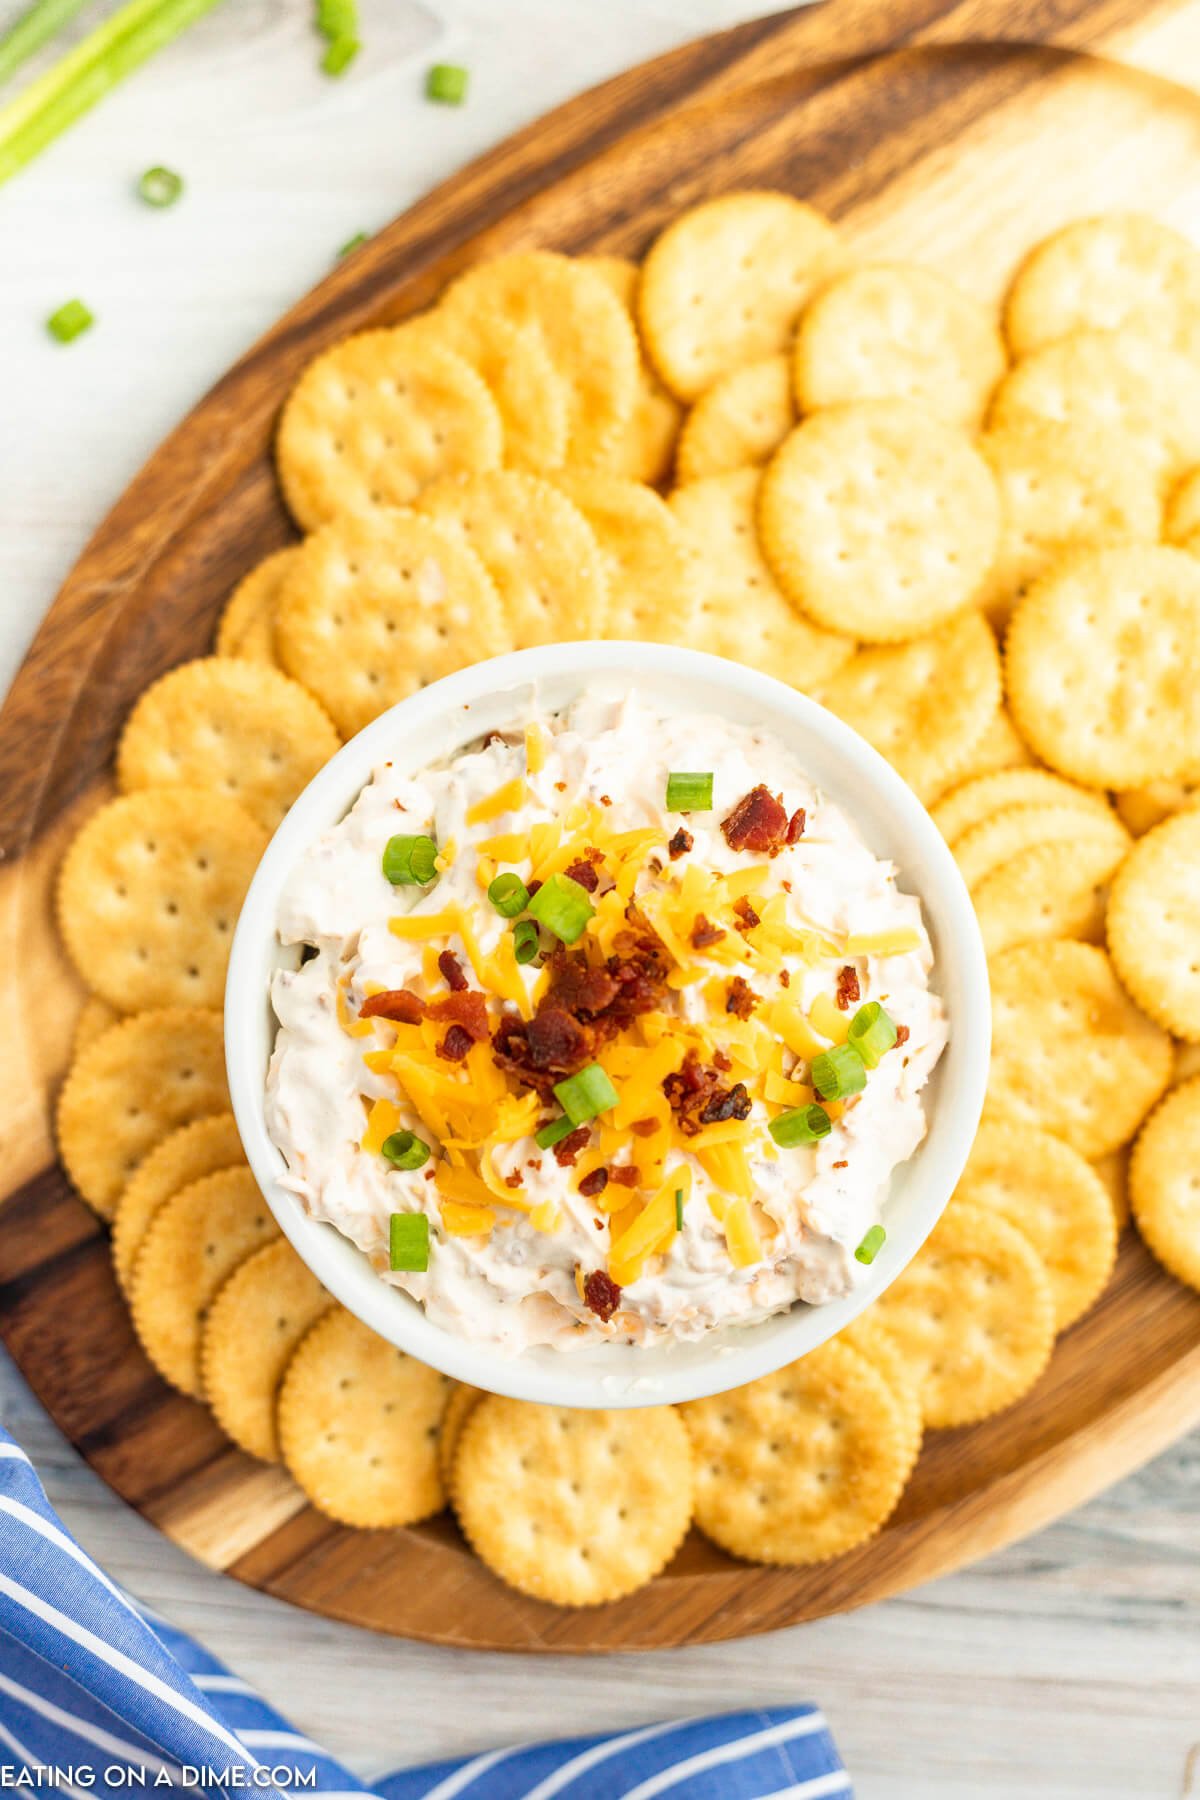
[3,0,1200,1654]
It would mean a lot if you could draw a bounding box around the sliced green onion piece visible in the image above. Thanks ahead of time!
[337,230,368,259]
[553,1061,618,1126]
[513,918,540,965]
[674,1188,684,1232]
[527,871,594,944]
[321,33,357,73]
[382,833,438,886]
[535,1114,577,1151]
[855,1224,886,1266]
[768,1104,832,1148]
[811,1042,868,1102]
[426,60,468,104]
[46,297,92,341]
[0,0,91,91]
[389,1211,430,1271]
[847,1001,898,1070]
[488,871,529,919]
[382,1129,430,1172]
[137,163,181,206]
[665,771,713,812]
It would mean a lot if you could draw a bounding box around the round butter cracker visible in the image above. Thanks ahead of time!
[675,357,796,485]
[396,309,570,475]
[946,707,1035,783]
[553,471,689,640]
[988,939,1173,1157]
[1004,213,1200,359]
[57,788,267,1015]
[579,254,682,486]
[952,802,1128,892]
[72,995,118,1059]
[1107,809,1200,1041]
[437,1383,485,1502]
[932,767,1113,847]
[201,1237,333,1462]
[215,547,300,667]
[1129,1075,1200,1292]
[758,400,1001,642]
[454,1398,692,1604]
[117,657,340,832]
[1115,774,1200,837]
[112,1111,245,1298]
[794,263,1005,429]
[972,834,1130,957]
[638,190,840,402]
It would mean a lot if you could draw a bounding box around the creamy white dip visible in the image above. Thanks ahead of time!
[266,692,947,1353]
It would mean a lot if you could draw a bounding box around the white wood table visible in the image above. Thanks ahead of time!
[1,3,1198,1795]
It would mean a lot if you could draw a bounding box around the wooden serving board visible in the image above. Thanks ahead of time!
[3,0,1200,1653]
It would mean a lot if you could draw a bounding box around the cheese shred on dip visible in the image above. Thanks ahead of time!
[266,693,948,1353]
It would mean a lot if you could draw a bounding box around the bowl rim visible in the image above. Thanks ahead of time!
[225,641,990,1408]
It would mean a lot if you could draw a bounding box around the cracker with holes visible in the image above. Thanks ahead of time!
[131,1168,280,1397]
[277,1307,450,1528]
[1107,809,1200,1041]
[1003,213,1200,359]
[72,994,117,1057]
[418,470,609,649]
[1115,774,1200,837]
[957,1120,1117,1329]
[931,767,1114,847]
[818,610,1001,803]
[638,191,840,402]
[872,1203,1055,1427]
[972,836,1129,957]
[681,1342,909,1564]
[948,707,1034,783]
[675,356,796,485]
[216,546,301,667]
[57,1008,228,1218]
[758,400,1000,641]
[1005,546,1200,788]
[952,803,1129,891]
[276,332,503,530]
[440,252,639,468]
[1091,1149,1130,1231]
[835,1316,923,1474]
[988,940,1173,1158]
[668,468,855,690]
[275,509,511,738]
[979,421,1160,628]
[988,330,1200,494]
[397,309,570,475]
[794,263,1006,429]
[454,1398,693,1604]
[553,471,690,639]
[57,788,267,1013]
[1130,1076,1200,1292]
[578,254,683,486]
[112,1112,244,1297]
[437,1383,484,1501]
[201,1238,333,1461]
[117,658,340,832]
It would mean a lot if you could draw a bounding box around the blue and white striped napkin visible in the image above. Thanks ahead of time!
[0,1426,851,1798]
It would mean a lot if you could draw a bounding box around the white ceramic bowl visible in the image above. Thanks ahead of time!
[226,642,989,1408]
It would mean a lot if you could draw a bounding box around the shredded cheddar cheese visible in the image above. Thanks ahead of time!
[465,777,527,826]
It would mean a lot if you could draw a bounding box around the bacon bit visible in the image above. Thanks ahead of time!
[579,1167,609,1198]
[668,827,693,861]
[721,784,789,855]
[733,896,760,933]
[565,858,600,893]
[832,1160,848,1170]
[438,949,468,992]
[836,965,861,1011]
[583,1269,622,1321]
[726,976,760,1020]
[424,1168,436,1180]
[600,794,612,807]
[691,912,726,950]
[610,1165,640,1188]
[504,1171,524,1189]
[437,1024,474,1063]
[786,807,806,845]
[713,1048,732,1072]
[630,1117,660,1137]
[663,1048,752,1136]
[554,781,567,792]
[527,878,543,898]
[359,988,426,1024]
[429,989,489,1041]
[779,969,791,989]
[554,1126,591,1167]
[895,1024,910,1046]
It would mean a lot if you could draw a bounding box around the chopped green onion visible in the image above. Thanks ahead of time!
[768,1104,832,1148]
[426,61,468,104]
[488,871,529,919]
[855,1224,886,1266]
[315,0,357,73]
[513,918,540,965]
[847,1001,898,1069]
[382,1130,430,1172]
[389,1211,430,1271]
[665,772,713,812]
[46,298,92,342]
[527,871,594,944]
[553,1061,618,1125]
[321,33,357,74]
[535,1114,577,1151]
[811,1042,868,1102]
[0,0,90,91]
[137,163,182,207]
[337,230,368,259]
[674,1188,684,1232]
[382,833,438,886]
